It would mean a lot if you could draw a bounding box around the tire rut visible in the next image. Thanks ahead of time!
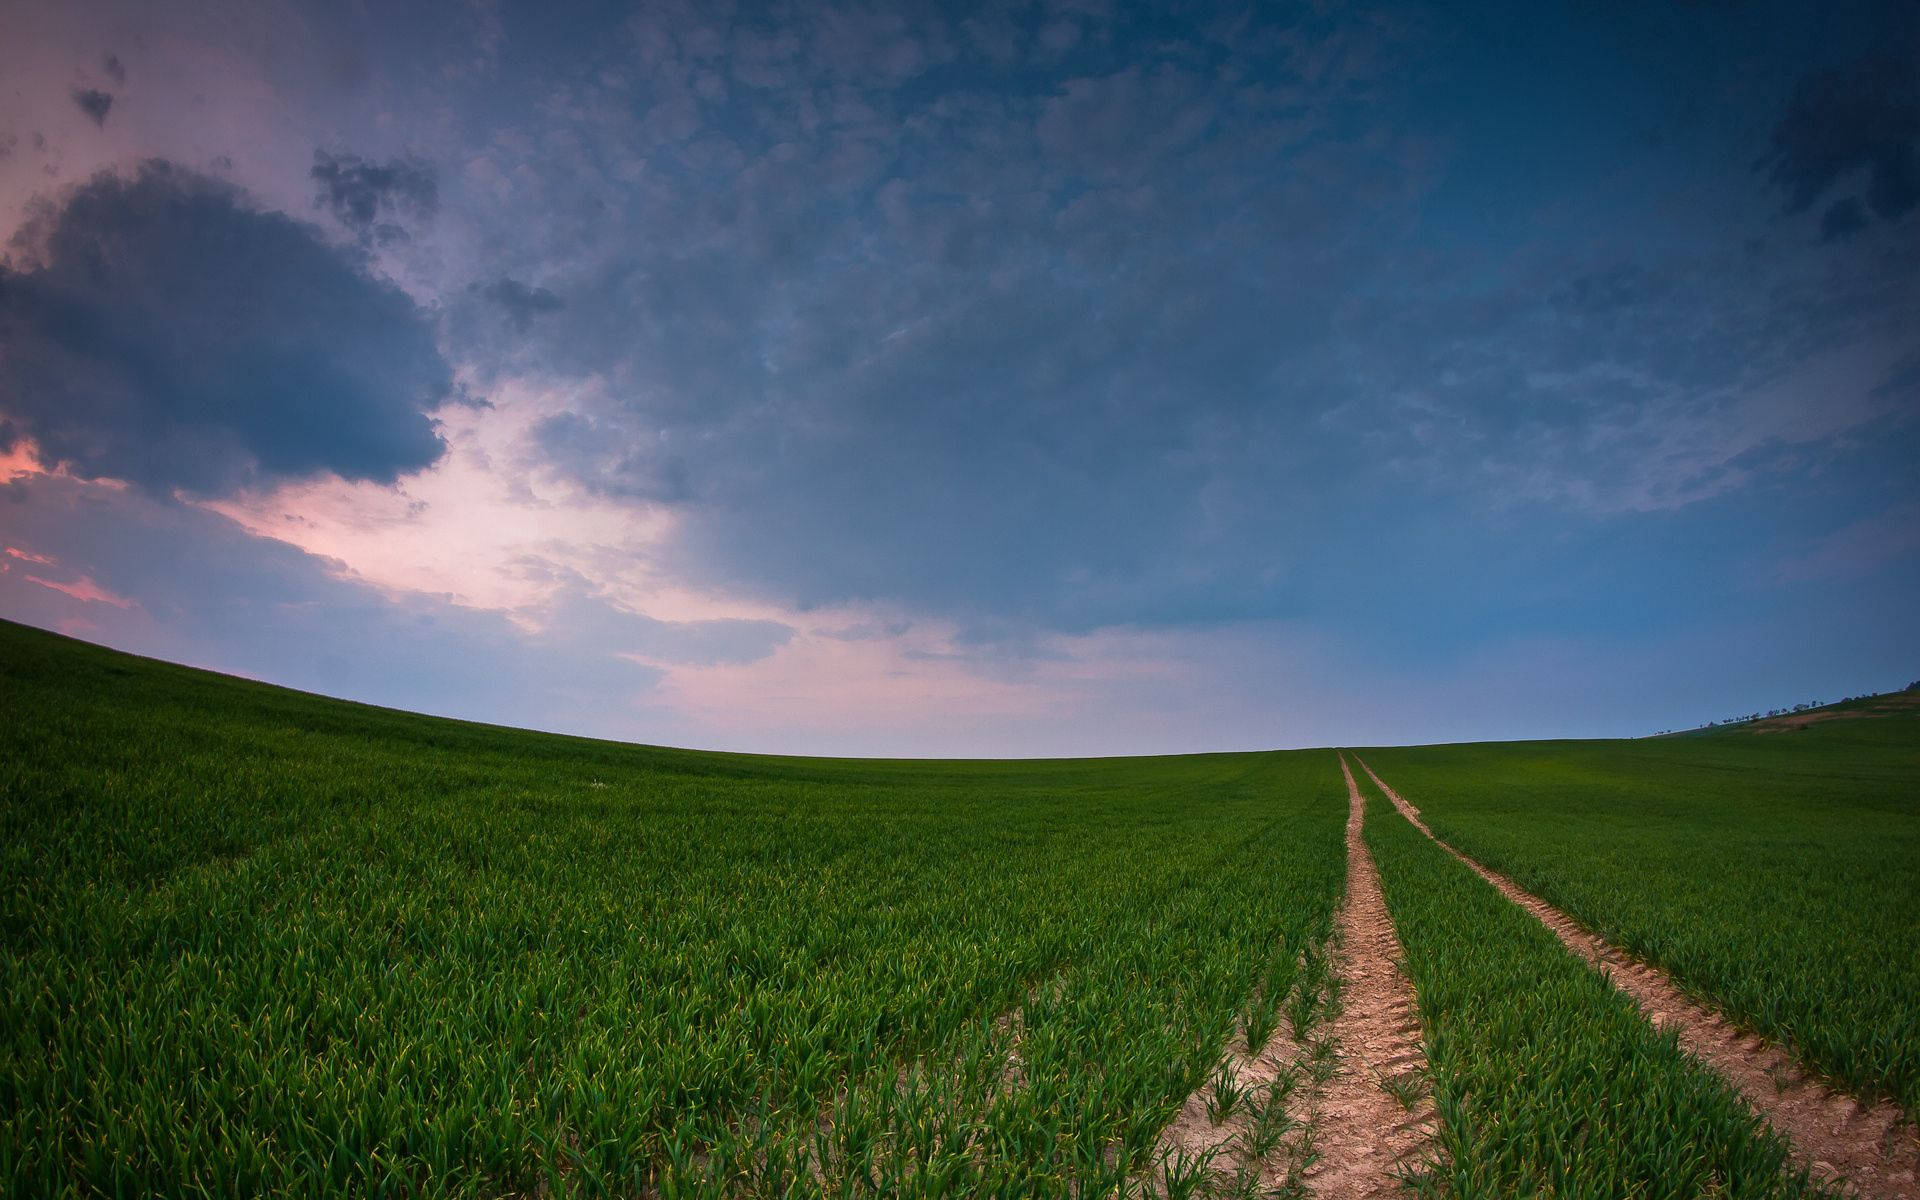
[1307,753,1437,1198]
[1353,755,1920,1200]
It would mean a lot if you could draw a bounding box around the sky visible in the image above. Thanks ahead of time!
[0,0,1915,757]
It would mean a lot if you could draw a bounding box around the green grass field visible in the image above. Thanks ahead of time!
[1,620,1347,1197]
[3,617,1915,1197]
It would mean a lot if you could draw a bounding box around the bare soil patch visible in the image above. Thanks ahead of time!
[1296,754,1436,1198]
[1145,1000,1315,1197]
[1354,756,1920,1200]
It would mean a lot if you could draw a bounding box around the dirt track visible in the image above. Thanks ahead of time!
[1302,755,1436,1197]
[1354,756,1920,1200]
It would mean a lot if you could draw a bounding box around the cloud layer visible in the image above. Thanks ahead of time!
[0,0,1914,754]
[310,150,439,244]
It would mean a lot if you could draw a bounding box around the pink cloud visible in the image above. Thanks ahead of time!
[4,546,55,564]
[202,383,677,617]
[0,437,46,485]
[24,572,137,609]
[0,433,128,490]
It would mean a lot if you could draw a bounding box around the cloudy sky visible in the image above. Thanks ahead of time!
[0,0,1914,756]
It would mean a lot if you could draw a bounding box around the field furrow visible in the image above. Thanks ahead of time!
[1354,731,1920,1117]
[1355,757,1920,1199]
[1353,761,1835,1198]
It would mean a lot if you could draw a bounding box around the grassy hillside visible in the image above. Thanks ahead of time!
[5,619,1915,1197]
[1360,699,1920,1117]
[1665,686,1920,738]
[0,619,1347,1197]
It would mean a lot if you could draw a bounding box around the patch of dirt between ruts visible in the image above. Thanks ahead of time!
[1354,756,1920,1200]
[1143,995,1316,1197]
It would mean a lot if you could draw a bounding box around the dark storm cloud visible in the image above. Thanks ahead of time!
[1760,55,1919,234]
[310,150,439,244]
[103,54,126,85]
[532,412,691,503]
[0,160,450,496]
[71,88,113,126]
[478,277,564,331]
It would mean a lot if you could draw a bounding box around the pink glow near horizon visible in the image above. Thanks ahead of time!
[190,382,1175,738]
[645,622,1195,747]
[0,384,1262,752]
[203,381,681,620]
[1,383,1133,744]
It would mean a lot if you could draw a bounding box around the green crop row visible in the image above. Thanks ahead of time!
[1352,762,1834,1199]
[1358,719,1920,1118]
[0,621,1344,1198]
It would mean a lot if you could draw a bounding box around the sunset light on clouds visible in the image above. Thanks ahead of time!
[0,0,1915,755]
